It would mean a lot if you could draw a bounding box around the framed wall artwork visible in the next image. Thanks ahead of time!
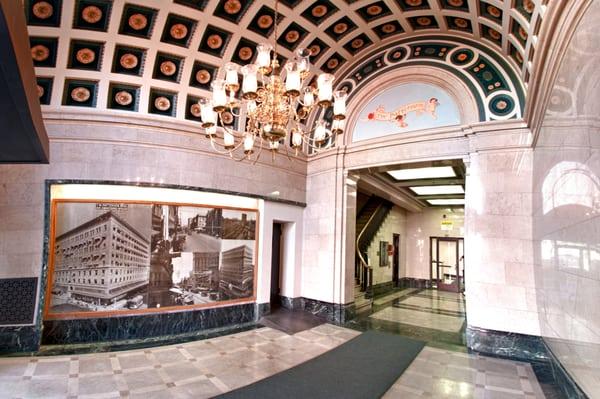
[379,240,389,267]
[44,199,258,319]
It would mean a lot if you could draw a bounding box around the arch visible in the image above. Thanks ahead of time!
[336,35,526,126]
[345,66,479,145]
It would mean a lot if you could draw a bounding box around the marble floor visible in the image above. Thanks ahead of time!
[0,321,549,399]
[258,306,325,334]
[0,287,554,398]
[544,338,600,397]
[0,324,360,399]
[384,346,546,399]
[372,287,419,306]
[370,290,466,333]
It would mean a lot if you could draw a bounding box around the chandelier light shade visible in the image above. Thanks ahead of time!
[198,0,346,162]
[316,74,334,106]
[333,90,347,118]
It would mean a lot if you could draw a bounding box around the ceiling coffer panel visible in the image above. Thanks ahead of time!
[25,0,543,125]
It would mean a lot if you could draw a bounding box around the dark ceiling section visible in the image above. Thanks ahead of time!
[0,0,49,163]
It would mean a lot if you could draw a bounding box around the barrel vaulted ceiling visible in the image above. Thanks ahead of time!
[26,0,546,127]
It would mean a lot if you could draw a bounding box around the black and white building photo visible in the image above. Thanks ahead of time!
[50,203,152,313]
[48,201,257,316]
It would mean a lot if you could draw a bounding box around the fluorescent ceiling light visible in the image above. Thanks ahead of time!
[387,166,456,180]
[427,199,465,206]
[410,185,464,195]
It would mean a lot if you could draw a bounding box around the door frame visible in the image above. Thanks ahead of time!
[392,233,400,287]
[270,223,283,306]
[429,236,463,293]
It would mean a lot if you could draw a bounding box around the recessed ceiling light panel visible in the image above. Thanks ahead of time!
[427,199,465,205]
[387,166,456,180]
[410,185,464,195]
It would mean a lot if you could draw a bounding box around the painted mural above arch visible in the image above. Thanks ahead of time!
[337,36,526,125]
[353,83,461,142]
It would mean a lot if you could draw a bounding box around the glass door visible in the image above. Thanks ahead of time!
[430,237,462,292]
[458,238,464,292]
[430,237,439,289]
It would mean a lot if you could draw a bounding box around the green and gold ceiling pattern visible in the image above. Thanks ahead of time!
[336,36,525,121]
[27,0,545,126]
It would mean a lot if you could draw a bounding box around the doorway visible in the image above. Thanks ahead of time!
[392,234,400,287]
[430,237,464,292]
[270,223,283,307]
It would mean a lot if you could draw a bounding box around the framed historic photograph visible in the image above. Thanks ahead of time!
[379,240,389,267]
[44,199,258,319]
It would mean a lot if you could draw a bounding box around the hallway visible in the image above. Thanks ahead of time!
[351,289,548,398]
[347,288,467,350]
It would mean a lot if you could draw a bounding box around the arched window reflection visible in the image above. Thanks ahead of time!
[542,161,600,214]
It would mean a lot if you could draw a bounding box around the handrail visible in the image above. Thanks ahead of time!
[355,203,383,290]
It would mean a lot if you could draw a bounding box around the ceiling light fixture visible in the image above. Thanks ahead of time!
[387,166,456,180]
[410,185,465,195]
[199,0,346,162]
[427,199,465,206]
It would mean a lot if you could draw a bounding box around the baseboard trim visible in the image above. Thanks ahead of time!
[370,281,395,297]
[279,296,355,324]
[398,277,432,289]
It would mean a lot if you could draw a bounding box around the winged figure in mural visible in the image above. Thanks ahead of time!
[365,98,439,128]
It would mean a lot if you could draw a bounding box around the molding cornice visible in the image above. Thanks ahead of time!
[306,119,531,176]
[42,110,309,174]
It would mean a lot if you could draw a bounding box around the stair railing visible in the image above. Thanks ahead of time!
[356,204,382,293]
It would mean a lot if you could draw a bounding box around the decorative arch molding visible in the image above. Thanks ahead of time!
[344,66,479,145]
[336,35,526,124]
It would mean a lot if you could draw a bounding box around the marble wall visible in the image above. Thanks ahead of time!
[365,205,407,285]
[464,149,539,336]
[0,119,306,282]
[0,117,307,350]
[532,1,600,396]
[405,207,465,280]
[302,165,341,304]
[258,201,304,303]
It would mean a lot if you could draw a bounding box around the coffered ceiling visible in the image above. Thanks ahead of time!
[26,0,547,126]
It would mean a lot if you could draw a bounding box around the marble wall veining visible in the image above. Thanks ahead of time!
[0,119,307,351]
[0,121,307,283]
[532,1,600,396]
[464,148,540,336]
[302,167,340,304]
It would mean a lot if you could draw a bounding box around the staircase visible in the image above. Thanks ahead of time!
[354,282,372,313]
[354,196,393,313]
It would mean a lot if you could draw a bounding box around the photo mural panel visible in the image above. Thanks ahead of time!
[46,200,257,319]
[352,82,462,142]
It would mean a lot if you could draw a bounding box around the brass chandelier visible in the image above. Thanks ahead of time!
[198,0,347,162]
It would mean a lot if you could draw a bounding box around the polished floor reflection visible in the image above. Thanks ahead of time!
[545,338,600,397]
[0,290,552,398]
[372,290,466,333]
[384,346,545,399]
[346,288,467,349]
